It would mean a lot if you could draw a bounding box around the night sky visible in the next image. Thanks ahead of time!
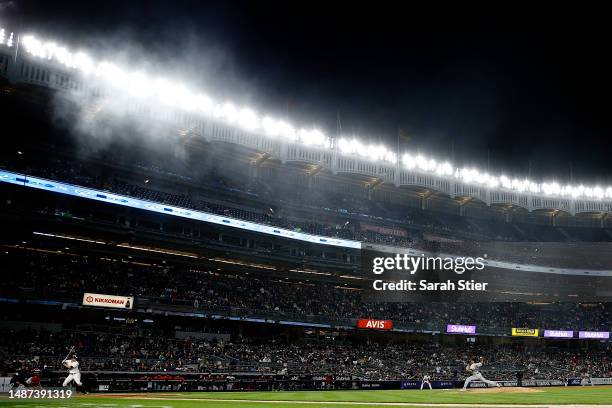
[2,1,611,184]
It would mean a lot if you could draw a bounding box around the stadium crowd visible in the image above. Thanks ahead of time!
[3,157,610,271]
[2,252,611,331]
[1,327,611,380]
[8,156,612,244]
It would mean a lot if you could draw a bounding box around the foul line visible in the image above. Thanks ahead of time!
[118,397,612,408]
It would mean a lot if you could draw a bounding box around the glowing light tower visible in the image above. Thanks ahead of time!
[0,24,611,214]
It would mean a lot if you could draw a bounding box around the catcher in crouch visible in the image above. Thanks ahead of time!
[461,357,500,390]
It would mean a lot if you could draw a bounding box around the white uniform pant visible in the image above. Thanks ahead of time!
[63,373,82,387]
[463,372,497,389]
[421,380,432,389]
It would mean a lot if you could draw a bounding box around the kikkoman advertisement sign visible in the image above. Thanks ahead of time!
[83,293,134,309]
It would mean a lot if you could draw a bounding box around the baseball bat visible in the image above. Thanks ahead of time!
[62,346,75,363]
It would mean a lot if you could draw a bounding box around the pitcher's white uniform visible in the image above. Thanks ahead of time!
[62,359,82,387]
[421,375,432,390]
[462,361,499,390]
[581,373,594,386]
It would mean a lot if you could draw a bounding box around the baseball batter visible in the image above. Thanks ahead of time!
[461,357,500,390]
[62,354,83,387]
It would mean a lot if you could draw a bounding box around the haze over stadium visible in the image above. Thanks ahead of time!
[1,12,612,200]
[2,2,612,185]
[1,2,612,407]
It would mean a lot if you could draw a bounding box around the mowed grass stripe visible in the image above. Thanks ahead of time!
[1,387,612,407]
[110,387,612,404]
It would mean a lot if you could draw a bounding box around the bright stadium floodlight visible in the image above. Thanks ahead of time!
[402,153,416,169]
[368,145,385,161]
[74,52,95,74]
[478,173,491,185]
[51,44,73,67]
[262,116,281,137]
[542,182,558,196]
[22,36,71,62]
[237,108,260,131]
[572,185,585,198]
[0,29,5,45]
[278,120,297,141]
[21,35,43,57]
[222,102,239,123]
[350,139,365,156]
[126,72,151,98]
[591,187,604,199]
[513,178,523,192]
[499,175,510,189]
[261,117,296,140]
[337,137,350,153]
[195,94,213,114]
[415,155,435,172]
[339,137,396,162]
[154,79,190,108]
[459,168,474,183]
[213,102,239,123]
[337,138,397,164]
[10,27,612,200]
[436,162,453,176]
[365,145,377,160]
[487,176,500,189]
[95,62,126,85]
[355,140,365,157]
[174,86,194,110]
[298,128,328,147]
[377,146,395,163]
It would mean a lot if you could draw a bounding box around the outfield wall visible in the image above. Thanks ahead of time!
[11,373,609,393]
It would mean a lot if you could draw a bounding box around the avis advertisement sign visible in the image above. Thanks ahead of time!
[356,319,393,331]
[83,293,134,309]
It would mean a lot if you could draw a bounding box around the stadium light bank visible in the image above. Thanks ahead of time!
[1,25,611,201]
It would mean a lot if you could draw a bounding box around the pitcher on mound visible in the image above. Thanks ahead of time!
[461,357,500,390]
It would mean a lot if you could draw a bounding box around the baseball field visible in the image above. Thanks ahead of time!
[2,387,612,407]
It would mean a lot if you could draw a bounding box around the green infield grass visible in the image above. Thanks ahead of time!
[1,386,612,407]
